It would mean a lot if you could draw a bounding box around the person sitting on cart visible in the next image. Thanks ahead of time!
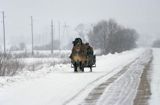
[85,43,93,56]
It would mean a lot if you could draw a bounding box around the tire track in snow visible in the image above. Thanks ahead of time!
[133,56,152,105]
[81,58,137,105]
[81,49,152,105]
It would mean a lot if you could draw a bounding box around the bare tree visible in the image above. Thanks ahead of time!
[88,19,121,53]
[88,19,138,54]
[109,28,138,53]
[75,24,86,41]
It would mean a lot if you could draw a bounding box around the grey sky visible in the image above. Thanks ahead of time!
[0,0,160,47]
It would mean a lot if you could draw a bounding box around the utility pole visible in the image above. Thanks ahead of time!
[51,20,54,54]
[31,16,34,55]
[2,11,6,54]
[58,21,61,52]
[63,23,66,38]
[103,31,106,54]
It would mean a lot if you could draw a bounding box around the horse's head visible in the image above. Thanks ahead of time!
[74,44,81,53]
[73,38,82,46]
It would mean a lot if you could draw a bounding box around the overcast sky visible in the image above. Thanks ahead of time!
[0,0,160,47]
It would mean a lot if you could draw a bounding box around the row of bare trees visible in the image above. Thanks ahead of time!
[88,19,138,54]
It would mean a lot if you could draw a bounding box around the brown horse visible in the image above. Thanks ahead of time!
[70,43,88,72]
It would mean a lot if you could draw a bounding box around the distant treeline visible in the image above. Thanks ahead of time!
[152,39,160,48]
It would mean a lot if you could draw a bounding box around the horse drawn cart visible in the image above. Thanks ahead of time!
[69,38,96,72]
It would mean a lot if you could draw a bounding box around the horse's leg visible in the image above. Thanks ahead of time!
[80,62,84,72]
[90,66,92,72]
[74,63,77,72]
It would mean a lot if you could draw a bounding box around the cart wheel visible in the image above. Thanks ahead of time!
[81,66,84,72]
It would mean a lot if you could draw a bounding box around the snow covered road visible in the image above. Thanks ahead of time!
[93,49,152,105]
[0,48,153,105]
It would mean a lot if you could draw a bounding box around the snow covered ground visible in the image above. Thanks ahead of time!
[0,48,156,105]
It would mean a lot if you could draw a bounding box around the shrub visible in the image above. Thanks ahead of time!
[0,53,24,76]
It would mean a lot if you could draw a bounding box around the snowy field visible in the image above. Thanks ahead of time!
[0,48,158,105]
